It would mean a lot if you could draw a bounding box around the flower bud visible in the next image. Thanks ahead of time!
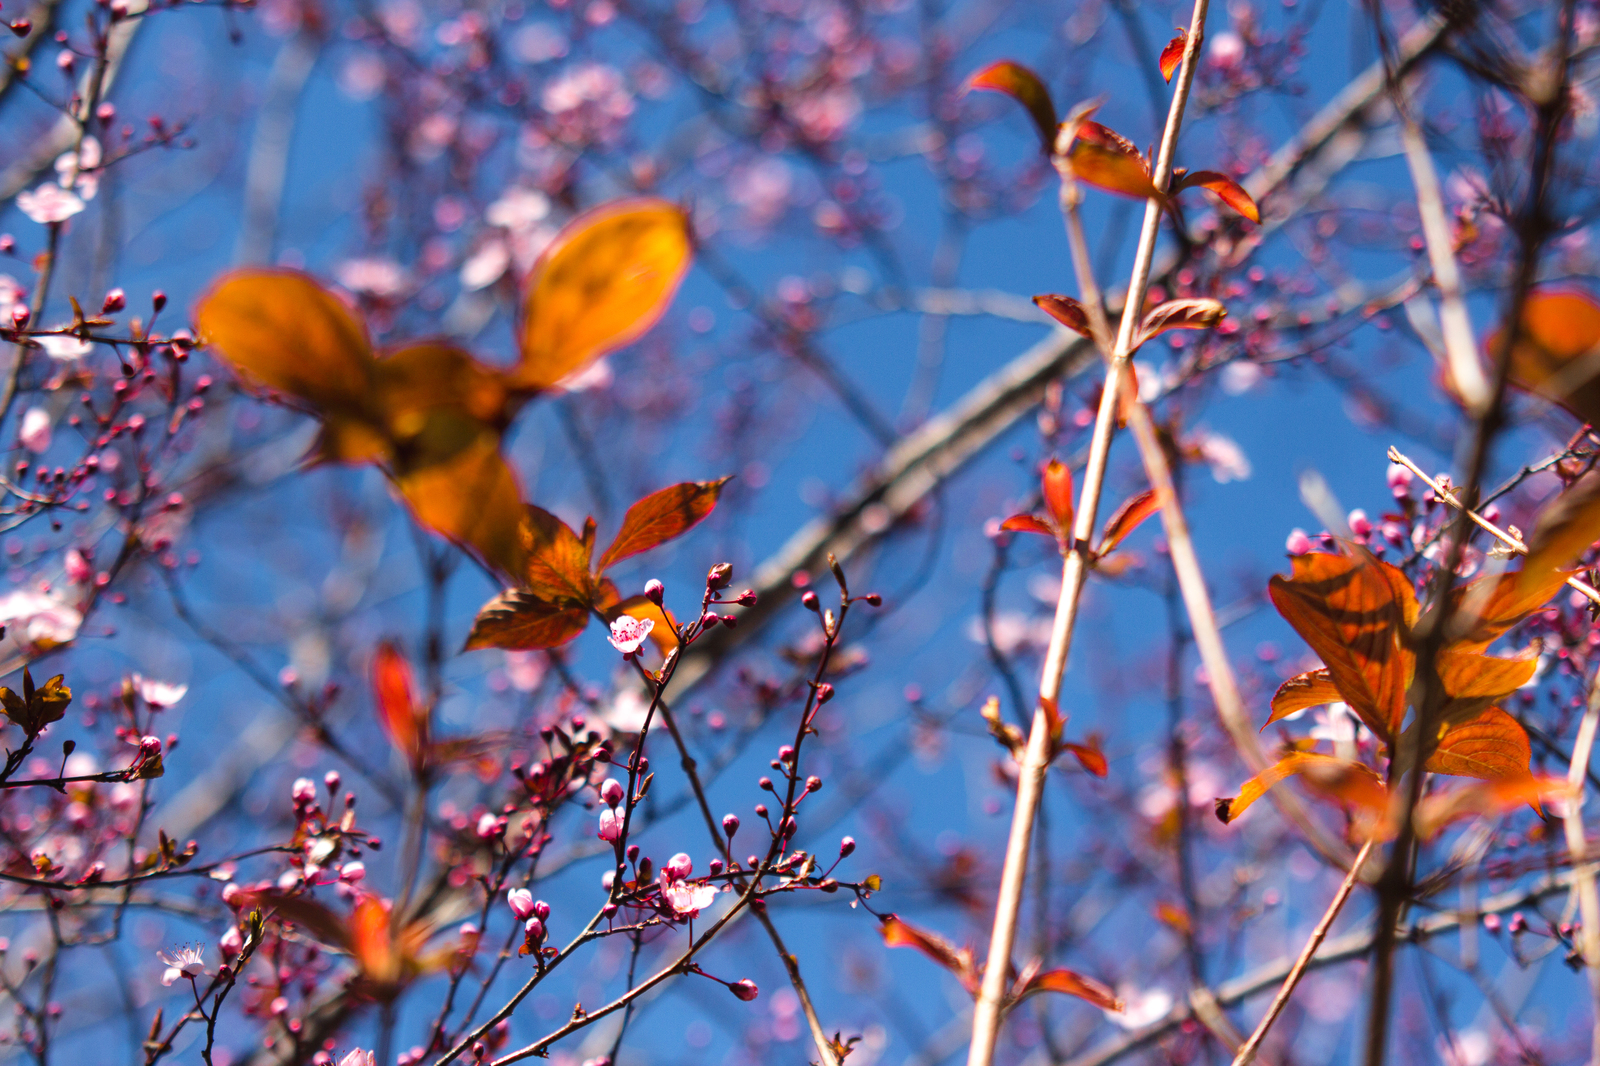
[533,900,550,920]
[737,589,758,606]
[101,288,125,314]
[600,778,624,807]
[864,592,882,606]
[507,888,536,920]
[730,978,759,1001]
[707,562,733,590]
[644,579,664,604]
[722,814,739,837]
[664,852,693,880]
[816,683,834,704]
[805,775,822,793]
[839,836,856,857]
[801,590,819,611]
[11,306,28,329]
[151,291,167,313]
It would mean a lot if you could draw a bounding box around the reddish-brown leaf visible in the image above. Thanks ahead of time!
[1062,739,1108,778]
[1135,298,1228,347]
[1423,706,1533,781]
[1096,489,1159,558]
[1000,514,1057,539]
[1499,287,1600,427]
[1041,459,1074,534]
[1067,138,1161,200]
[1434,647,1539,729]
[964,61,1058,153]
[597,477,733,573]
[1267,548,1418,741]
[1033,294,1093,337]
[464,589,591,652]
[1015,967,1123,1012]
[1265,668,1344,728]
[880,915,977,992]
[1159,29,1188,82]
[392,434,528,580]
[1449,566,1573,653]
[1215,752,1387,825]
[1518,472,1600,594]
[520,505,596,605]
[1174,170,1260,223]
[517,199,693,390]
[372,642,427,769]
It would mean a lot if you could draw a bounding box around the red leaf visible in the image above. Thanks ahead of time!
[1174,170,1260,223]
[1033,294,1093,337]
[1135,298,1227,347]
[1000,514,1057,539]
[1265,668,1343,728]
[372,642,427,769]
[1095,489,1159,558]
[1041,459,1074,533]
[965,61,1058,153]
[1159,29,1188,82]
[597,476,732,573]
[1062,739,1108,778]
[1068,137,1161,200]
[880,915,977,992]
[1015,967,1123,1012]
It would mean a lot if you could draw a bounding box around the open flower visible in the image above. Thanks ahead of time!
[157,944,208,985]
[507,887,536,920]
[660,876,717,919]
[0,589,82,649]
[132,675,188,709]
[337,1052,377,1066]
[17,183,85,225]
[606,615,653,655]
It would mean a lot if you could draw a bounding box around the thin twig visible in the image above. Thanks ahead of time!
[1564,673,1600,1065]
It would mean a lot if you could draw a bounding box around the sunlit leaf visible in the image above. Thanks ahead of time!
[1000,514,1057,539]
[517,199,693,390]
[597,476,733,573]
[1422,707,1532,780]
[880,915,977,991]
[1014,966,1122,1011]
[1448,566,1573,653]
[1265,668,1343,727]
[1033,294,1092,337]
[1215,752,1387,825]
[520,505,596,604]
[1518,472,1600,593]
[1067,138,1161,200]
[1173,170,1260,223]
[1095,489,1159,558]
[1062,738,1108,777]
[372,642,426,769]
[196,269,377,420]
[1041,459,1074,533]
[393,434,528,579]
[1135,298,1227,346]
[1267,548,1418,741]
[964,60,1058,153]
[1159,29,1188,82]
[464,589,590,652]
[1500,287,1600,427]
[1414,775,1569,839]
[1434,646,1539,729]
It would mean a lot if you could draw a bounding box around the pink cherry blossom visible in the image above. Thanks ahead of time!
[157,944,207,985]
[0,589,82,647]
[661,878,717,918]
[17,183,85,225]
[597,807,622,842]
[607,616,653,655]
[337,1052,377,1066]
[507,887,536,920]
[132,674,187,708]
[35,333,93,361]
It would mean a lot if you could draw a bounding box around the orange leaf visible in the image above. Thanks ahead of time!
[880,915,977,991]
[517,199,693,390]
[195,269,377,420]
[1041,460,1074,534]
[1000,514,1057,539]
[1154,901,1192,935]
[1265,668,1344,728]
[1499,287,1600,427]
[1447,566,1572,653]
[1423,707,1532,781]
[1062,738,1108,777]
[520,505,596,604]
[392,434,528,579]
[1015,967,1123,1012]
[1159,29,1188,82]
[1215,752,1387,825]
[1174,170,1260,223]
[964,60,1058,153]
[1434,646,1539,728]
[1519,472,1600,590]
[597,477,732,573]
[1096,489,1159,558]
[372,642,426,769]
[1267,548,1418,741]
[1136,298,1227,347]
[464,590,590,652]
[1033,294,1092,337]
[1414,775,1569,839]
[1067,138,1161,200]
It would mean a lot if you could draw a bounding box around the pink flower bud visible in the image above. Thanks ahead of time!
[644,579,663,604]
[722,814,739,837]
[1285,528,1312,555]
[600,778,624,807]
[139,735,162,755]
[1387,463,1413,495]
[839,836,856,857]
[664,852,693,881]
[101,288,125,313]
[1347,509,1373,537]
[730,978,759,1001]
[523,917,545,942]
[533,899,550,920]
[340,862,365,882]
[324,770,340,793]
[507,888,536,920]
[291,777,315,803]
[597,807,623,842]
